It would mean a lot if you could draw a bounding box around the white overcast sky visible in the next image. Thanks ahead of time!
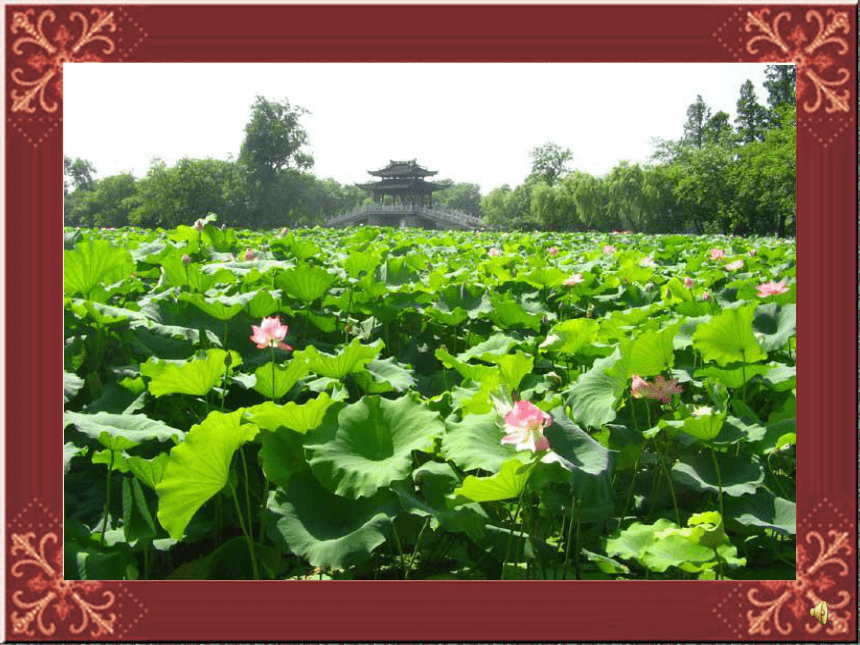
[64,63,773,195]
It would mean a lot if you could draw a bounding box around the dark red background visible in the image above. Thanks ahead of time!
[6,4,857,641]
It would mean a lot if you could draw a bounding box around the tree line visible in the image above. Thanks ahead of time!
[65,66,794,236]
[484,66,796,237]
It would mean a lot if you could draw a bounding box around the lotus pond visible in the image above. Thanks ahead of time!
[63,222,797,580]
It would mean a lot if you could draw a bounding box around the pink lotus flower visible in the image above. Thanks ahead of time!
[181,254,192,265]
[279,227,288,237]
[708,248,726,261]
[194,219,204,231]
[631,374,682,404]
[757,279,789,297]
[648,375,683,404]
[702,291,710,300]
[748,249,757,256]
[548,246,559,256]
[491,397,552,453]
[564,273,584,286]
[250,316,292,351]
[640,256,656,268]
[631,374,649,398]
[244,249,258,261]
[684,277,694,288]
[725,260,743,271]
[488,248,501,257]
[603,245,616,254]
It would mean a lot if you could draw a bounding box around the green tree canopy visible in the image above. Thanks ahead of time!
[735,80,770,144]
[528,142,572,186]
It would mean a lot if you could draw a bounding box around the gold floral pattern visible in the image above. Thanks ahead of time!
[713,7,853,147]
[743,8,850,115]
[10,531,117,638]
[745,528,852,636]
[6,6,147,146]
[6,498,147,639]
[10,8,117,114]
[713,497,854,638]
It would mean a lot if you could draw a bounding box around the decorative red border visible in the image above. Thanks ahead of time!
[6,3,857,642]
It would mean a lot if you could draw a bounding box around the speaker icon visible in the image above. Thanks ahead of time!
[810,601,833,626]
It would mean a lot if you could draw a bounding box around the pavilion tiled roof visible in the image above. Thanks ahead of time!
[367,159,438,178]
[358,177,448,193]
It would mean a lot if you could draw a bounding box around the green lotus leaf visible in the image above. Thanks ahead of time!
[761,364,796,391]
[353,357,417,394]
[276,263,337,304]
[435,348,499,385]
[659,408,727,443]
[253,359,310,400]
[160,256,216,291]
[392,462,488,539]
[246,290,281,319]
[692,304,767,366]
[640,531,741,573]
[544,408,617,521]
[258,429,306,490]
[64,442,87,474]
[724,488,796,535]
[452,457,533,504]
[605,519,677,561]
[281,232,321,260]
[694,363,770,389]
[64,371,85,403]
[565,350,627,429]
[297,338,383,379]
[156,410,259,540]
[267,470,398,571]
[92,449,131,472]
[488,293,543,330]
[166,536,281,580]
[522,266,567,289]
[178,292,255,320]
[344,251,382,278]
[458,333,521,361]
[752,303,796,352]
[606,518,743,573]
[441,411,517,473]
[619,323,680,378]
[126,453,169,490]
[663,277,693,302]
[545,318,599,356]
[243,393,335,434]
[140,349,241,398]
[122,477,157,543]
[64,411,184,451]
[487,351,534,390]
[671,454,764,497]
[304,394,445,499]
[64,238,134,301]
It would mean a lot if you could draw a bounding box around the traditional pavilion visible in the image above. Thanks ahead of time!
[326,159,482,230]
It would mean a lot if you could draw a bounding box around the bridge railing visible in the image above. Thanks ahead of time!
[326,204,482,229]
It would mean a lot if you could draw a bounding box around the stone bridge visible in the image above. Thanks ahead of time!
[326,204,482,231]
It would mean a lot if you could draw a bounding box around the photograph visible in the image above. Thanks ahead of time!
[62,61,797,582]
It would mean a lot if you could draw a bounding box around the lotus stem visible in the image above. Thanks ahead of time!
[561,490,576,580]
[405,517,430,580]
[391,522,407,578]
[230,483,260,580]
[270,347,277,402]
[710,447,725,534]
[239,448,255,543]
[653,436,681,526]
[501,486,527,580]
[100,451,115,543]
